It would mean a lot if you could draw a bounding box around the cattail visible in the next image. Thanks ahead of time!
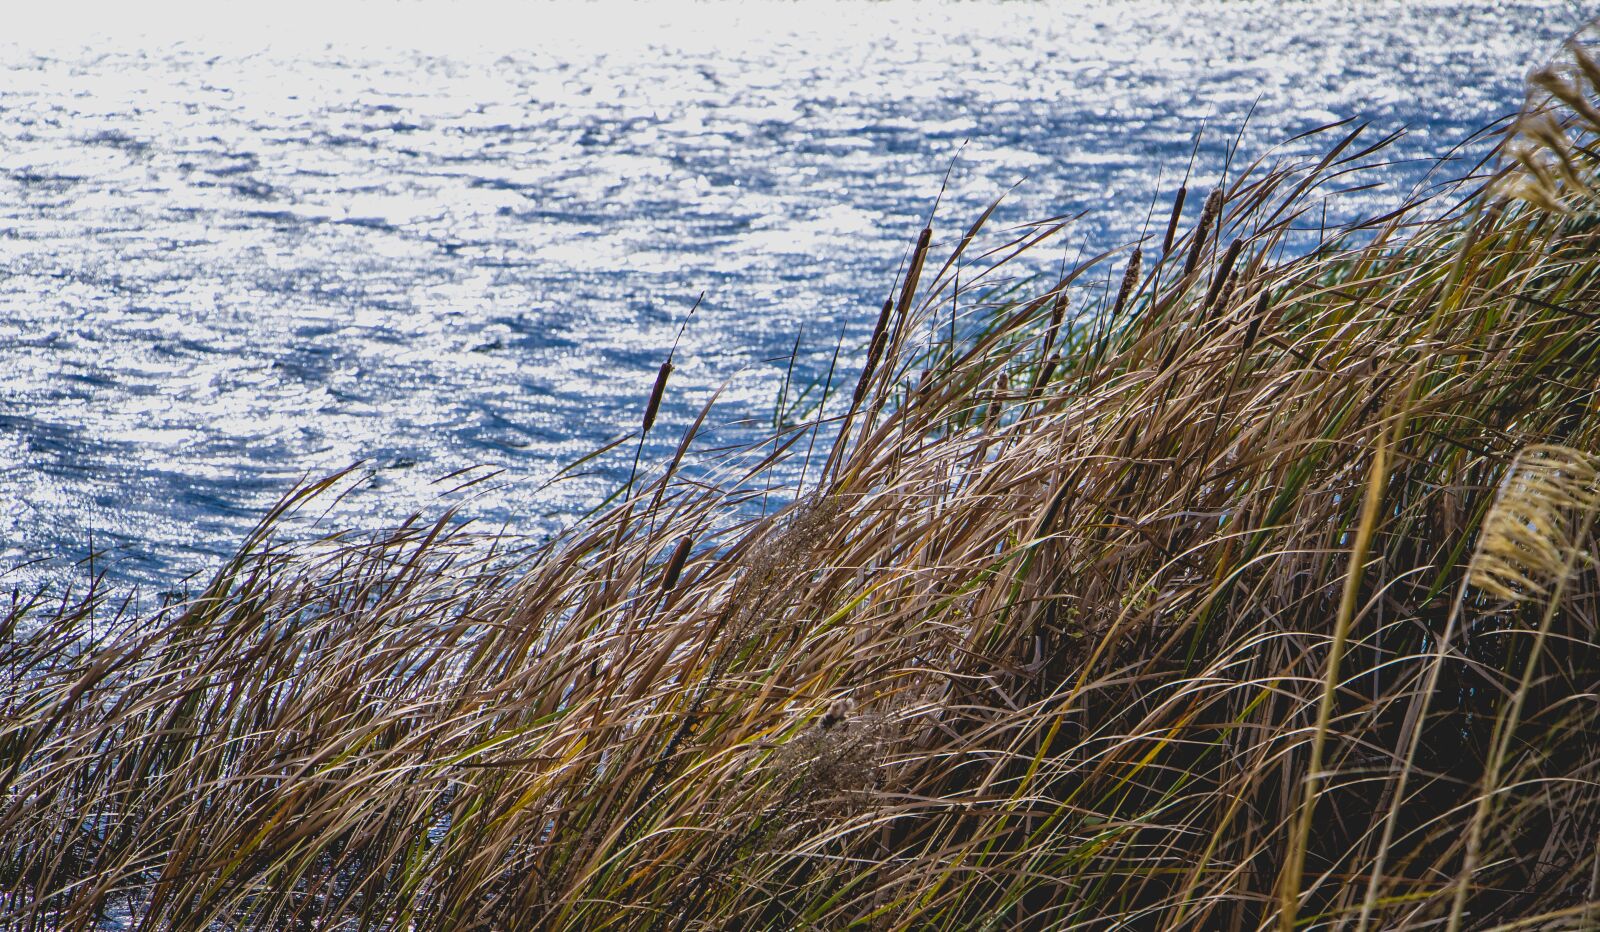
[642,360,672,435]
[1243,290,1269,351]
[853,299,894,406]
[1203,238,1245,317]
[1047,287,1069,340]
[1111,246,1143,317]
[867,298,894,362]
[660,535,692,593]
[897,227,933,317]
[1162,186,1187,256]
[1216,268,1239,316]
[871,226,933,409]
[1183,189,1224,276]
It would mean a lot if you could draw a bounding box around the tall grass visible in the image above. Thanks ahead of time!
[8,46,1600,931]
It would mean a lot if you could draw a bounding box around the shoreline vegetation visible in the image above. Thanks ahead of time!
[9,44,1600,931]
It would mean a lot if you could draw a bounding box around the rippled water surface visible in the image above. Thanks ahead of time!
[0,0,1584,590]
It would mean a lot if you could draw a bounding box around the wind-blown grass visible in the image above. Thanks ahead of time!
[8,46,1600,932]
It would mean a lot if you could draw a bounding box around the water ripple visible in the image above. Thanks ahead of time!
[0,0,1581,590]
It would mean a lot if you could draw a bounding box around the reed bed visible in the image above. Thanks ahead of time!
[9,48,1600,931]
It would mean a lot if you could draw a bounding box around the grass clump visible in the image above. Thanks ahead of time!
[11,46,1600,932]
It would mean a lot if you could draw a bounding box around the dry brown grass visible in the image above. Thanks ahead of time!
[9,44,1600,932]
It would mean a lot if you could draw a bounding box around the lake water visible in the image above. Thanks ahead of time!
[0,0,1584,592]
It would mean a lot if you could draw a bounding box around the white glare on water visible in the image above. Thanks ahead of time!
[0,1,1581,590]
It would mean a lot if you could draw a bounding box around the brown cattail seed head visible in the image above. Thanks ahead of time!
[1048,287,1069,334]
[1217,268,1239,315]
[868,298,894,359]
[896,226,934,317]
[1184,188,1224,276]
[1162,185,1188,256]
[660,535,693,593]
[642,360,672,434]
[1112,246,1143,317]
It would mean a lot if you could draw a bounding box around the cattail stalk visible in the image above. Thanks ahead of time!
[1216,268,1239,317]
[624,355,675,507]
[643,361,672,436]
[1162,186,1187,256]
[874,226,933,414]
[1203,238,1245,317]
[1184,189,1224,276]
[1111,246,1143,318]
[883,225,934,373]
[989,372,1009,424]
[852,299,894,407]
[893,227,934,324]
[660,536,692,593]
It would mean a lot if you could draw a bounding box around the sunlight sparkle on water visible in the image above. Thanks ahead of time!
[0,0,1582,589]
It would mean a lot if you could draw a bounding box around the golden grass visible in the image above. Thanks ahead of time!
[9,44,1600,932]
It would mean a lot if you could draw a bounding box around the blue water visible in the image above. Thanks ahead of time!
[0,0,1586,591]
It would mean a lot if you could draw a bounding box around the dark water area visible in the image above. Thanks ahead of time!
[0,0,1587,591]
